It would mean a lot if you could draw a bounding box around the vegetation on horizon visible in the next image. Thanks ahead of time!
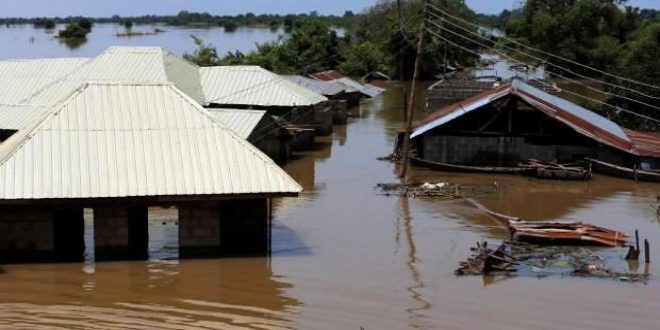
[58,18,93,39]
[184,0,479,80]
[0,10,355,31]
[499,0,659,130]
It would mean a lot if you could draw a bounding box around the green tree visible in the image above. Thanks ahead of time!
[183,35,221,66]
[603,22,660,130]
[123,20,133,33]
[224,21,238,32]
[78,18,93,32]
[58,23,90,39]
[339,41,386,76]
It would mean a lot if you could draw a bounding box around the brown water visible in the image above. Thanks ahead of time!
[1,84,659,329]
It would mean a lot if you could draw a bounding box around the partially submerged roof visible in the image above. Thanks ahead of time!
[309,70,385,98]
[0,47,206,131]
[209,109,267,139]
[200,66,327,107]
[624,129,660,158]
[412,79,657,158]
[0,82,302,200]
[281,75,352,96]
[0,57,89,105]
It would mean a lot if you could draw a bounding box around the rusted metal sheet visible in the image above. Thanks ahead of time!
[509,221,627,247]
[309,70,346,81]
[624,129,660,158]
[465,198,628,247]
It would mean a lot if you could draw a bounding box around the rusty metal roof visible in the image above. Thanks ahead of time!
[412,80,658,158]
[624,129,660,158]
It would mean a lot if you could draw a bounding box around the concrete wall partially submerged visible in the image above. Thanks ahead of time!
[0,197,271,264]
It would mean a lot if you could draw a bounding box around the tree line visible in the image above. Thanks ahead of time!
[1,11,355,31]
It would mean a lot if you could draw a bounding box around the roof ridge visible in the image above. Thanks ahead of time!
[0,83,91,167]
[164,85,300,190]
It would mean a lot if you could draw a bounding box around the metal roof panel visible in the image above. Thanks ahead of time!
[200,66,327,107]
[209,109,267,139]
[0,82,302,200]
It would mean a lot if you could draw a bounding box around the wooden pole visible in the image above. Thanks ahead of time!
[399,1,428,178]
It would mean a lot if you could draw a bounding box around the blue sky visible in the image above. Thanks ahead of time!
[0,0,658,17]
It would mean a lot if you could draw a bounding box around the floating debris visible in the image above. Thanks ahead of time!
[456,241,651,283]
[465,198,628,247]
[376,182,494,199]
[518,159,592,181]
[510,221,627,247]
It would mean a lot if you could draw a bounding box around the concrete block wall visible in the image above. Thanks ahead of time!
[422,135,593,165]
[178,202,221,250]
[0,209,54,253]
[94,207,129,249]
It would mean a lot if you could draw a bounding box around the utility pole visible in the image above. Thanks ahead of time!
[398,0,428,179]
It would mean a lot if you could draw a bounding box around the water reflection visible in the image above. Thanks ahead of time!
[0,23,284,59]
[57,37,88,50]
[400,196,432,329]
[0,257,299,329]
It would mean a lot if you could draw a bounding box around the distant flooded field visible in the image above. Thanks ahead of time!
[0,23,284,59]
[0,81,657,329]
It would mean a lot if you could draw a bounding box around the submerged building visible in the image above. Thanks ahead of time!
[0,47,331,162]
[0,82,302,263]
[210,108,291,163]
[411,79,659,172]
[309,70,386,99]
[283,74,363,109]
[199,66,333,136]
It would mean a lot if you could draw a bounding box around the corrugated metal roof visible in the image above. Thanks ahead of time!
[412,79,646,157]
[209,109,267,139]
[200,66,327,107]
[624,129,660,158]
[0,57,89,105]
[309,70,385,97]
[67,46,206,104]
[281,75,350,96]
[0,82,302,200]
[361,83,387,98]
[0,47,206,131]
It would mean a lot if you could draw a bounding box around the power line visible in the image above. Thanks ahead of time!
[426,8,660,102]
[396,0,416,43]
[423,26,660,124]
[430,13,660,110]
[426,2,660,91]
[424,18,660,114]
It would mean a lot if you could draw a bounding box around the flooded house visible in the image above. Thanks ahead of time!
[361,71,391,89]
[0,47,311,163]
[0,82,302,263]
[0,46,206,142]
[309,70,387,99]
[199,66,333,137]
[409,79,660,178]
[209,108,292,163]
[0,57,90,142]
[283,74,363,109]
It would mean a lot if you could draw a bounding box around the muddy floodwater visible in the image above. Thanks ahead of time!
[0,84,659,329]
